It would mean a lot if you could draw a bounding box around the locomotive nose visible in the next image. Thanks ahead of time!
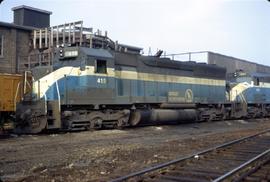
[20,108,32,120]
[15,99,48,134]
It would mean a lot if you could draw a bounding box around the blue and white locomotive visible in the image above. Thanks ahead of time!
[230,71,270,118]
[15,42,270,133]
[15,44,234,133]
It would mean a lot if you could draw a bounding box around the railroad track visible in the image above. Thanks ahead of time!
[237,160,270,182]
[111,129,270,182]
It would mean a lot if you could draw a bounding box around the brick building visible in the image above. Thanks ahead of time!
[0,22,32,73]
[0,5,51,73]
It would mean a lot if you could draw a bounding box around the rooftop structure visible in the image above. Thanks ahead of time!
[31,21,142,53]
[12,5,52,28]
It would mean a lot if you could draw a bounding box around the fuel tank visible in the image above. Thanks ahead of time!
[129,109,197,126]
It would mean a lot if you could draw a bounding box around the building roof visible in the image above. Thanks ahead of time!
[208,51,270,70]
[12,5,52,15]
[0,21,35,31]
[251,72,270,78]
[80,47,113,59]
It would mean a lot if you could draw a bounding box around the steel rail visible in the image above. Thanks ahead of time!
[213,148,270,182]
[110,128,270,182]
[234,156,270,181]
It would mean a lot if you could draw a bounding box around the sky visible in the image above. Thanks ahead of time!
[0,0,270,65]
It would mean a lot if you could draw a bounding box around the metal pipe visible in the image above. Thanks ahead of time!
[45,28,48,47]
[160,103,196,109]
[56,26,59,46]
[63,23,65,45]
[68,23,71,44]
[80,22,83,46]
[33,30,36,49]
[72,22,75,44]
[39,29,42,49]
[50,27,54,47]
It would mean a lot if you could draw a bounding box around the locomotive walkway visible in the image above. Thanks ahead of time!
[111,129,270,182]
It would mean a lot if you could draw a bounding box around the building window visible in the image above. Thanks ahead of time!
[0,34,3,57]
[95,59,107,74]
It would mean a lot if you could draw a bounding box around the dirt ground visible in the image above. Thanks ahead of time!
[1,118,270,182]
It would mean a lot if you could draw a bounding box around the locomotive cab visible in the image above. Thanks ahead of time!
[16,46,117,133]
[230,71,270,103]
[53,46,116,104]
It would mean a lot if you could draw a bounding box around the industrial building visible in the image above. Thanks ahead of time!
[0,5,51,73]
[207,52,270,77]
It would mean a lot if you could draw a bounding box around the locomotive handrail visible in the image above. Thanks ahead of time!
[24,71,32,94]
[44,94,48,115]
[164,51,208,61]
[55,80,61,112]
[14,82,21,110]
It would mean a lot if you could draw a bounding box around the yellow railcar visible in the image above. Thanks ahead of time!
[0,74,24,112]
[0,73,31,131]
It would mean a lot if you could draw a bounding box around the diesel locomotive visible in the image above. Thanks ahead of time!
[14,45,270,133]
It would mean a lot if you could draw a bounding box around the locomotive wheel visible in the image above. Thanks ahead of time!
[29,115,47,133]
[15,115,47,134]
[115,114,130,129]
[88,111,105,129]
[114,119,124,129]
[90,117,103,129]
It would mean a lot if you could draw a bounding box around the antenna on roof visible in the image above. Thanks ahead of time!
[154,50,163,57]
[148,47,152,56]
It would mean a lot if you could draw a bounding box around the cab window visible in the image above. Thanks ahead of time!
[95,59,107,74]
[254,77,259,86]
